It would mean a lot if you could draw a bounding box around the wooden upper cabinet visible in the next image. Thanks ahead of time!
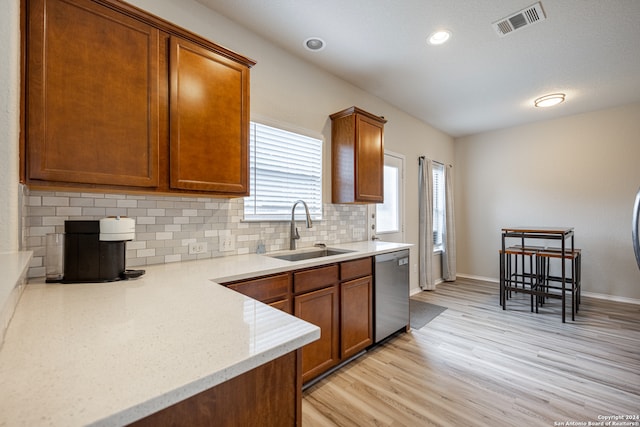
[22,0,255,196]
[169,37,250,195]
[26,0,160,188]
[330,106,387,204]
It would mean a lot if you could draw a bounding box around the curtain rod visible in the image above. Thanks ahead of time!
[418,156,451,167]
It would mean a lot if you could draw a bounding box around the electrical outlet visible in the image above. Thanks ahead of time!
[219,235,235,252]
[188,242,208,255]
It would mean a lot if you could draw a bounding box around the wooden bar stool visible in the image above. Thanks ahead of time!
[537,248,582,321]
[499,246,542,312]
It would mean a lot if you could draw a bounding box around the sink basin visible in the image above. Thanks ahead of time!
[267,248,354,262]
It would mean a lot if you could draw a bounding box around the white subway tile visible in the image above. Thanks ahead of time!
[147,208,165,216]
[43,196,69,207]
[29,226,56,237]
[27,196,42,206]
[95,199,117,208]
[164,254,182,263]
[136,248,155,257]
[137,217,156,225]
[117,199,138,208]
[127,241,146,250]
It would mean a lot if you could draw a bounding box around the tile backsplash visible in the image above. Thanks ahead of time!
[24,189,368,279]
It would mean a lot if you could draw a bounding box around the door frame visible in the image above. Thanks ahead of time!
[368,150,405,242]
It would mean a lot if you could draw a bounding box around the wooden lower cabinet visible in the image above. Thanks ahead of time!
[223,257,373,385]
[341,275,373,359]
[294,285,340,383]
[130,350,301,427]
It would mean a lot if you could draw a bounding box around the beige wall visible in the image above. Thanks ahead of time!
[455,103,640,301]
[0,0,20,252]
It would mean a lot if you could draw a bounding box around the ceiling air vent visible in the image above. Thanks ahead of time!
[492,2,546,37]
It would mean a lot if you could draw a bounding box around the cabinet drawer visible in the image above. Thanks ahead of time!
[294,265,339,294]
[227,273,291,303]
[340,257,372,281]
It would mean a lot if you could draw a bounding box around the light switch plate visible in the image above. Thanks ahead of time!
[219,235,235,252]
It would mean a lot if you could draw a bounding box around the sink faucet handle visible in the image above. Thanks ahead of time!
[293,227,300,240]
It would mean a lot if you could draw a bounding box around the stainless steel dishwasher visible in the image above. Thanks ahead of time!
[374,249,410,343]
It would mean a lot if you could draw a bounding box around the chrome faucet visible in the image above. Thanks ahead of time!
[290,200,313,250]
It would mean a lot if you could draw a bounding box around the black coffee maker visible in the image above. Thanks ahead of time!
[62,218,144,283]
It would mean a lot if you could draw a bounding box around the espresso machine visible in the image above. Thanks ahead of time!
[60,217,145,283]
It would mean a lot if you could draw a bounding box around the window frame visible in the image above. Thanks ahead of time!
[243,120,324,222]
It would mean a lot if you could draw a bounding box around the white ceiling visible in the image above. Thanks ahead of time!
[196,0,640,137]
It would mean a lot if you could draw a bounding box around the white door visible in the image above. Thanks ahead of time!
[370,151,405,242]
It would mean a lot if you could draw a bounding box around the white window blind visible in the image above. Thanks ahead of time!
[244,122,323,221]
[432,162,445,251]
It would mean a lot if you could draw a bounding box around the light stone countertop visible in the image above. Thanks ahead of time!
[0,241,411,426]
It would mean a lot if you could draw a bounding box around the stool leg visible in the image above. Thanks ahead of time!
[571,256,576,321]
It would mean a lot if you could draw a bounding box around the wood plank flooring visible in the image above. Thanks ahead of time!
[302,277,640,426]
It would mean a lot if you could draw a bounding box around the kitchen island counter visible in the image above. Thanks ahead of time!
[0,241,410,426]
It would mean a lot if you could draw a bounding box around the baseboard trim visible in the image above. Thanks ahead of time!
[455,273,640,305]
[456,273,499,284]
[581,291,640,305]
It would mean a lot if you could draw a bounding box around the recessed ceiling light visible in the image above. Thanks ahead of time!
[304,37,326,51]
[534,93,566,108]
[428,30,451,45]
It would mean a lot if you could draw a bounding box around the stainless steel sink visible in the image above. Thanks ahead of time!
[267,248,354,262]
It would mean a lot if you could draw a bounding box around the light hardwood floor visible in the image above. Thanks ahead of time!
[302,277,640,426]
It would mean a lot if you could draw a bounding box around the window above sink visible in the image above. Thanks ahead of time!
[244,121,323,222]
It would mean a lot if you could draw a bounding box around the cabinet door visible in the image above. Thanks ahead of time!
[26,0,160,188]
[294,286,339,383]
[341,275,373,359]
[355,114,384,203]
[169,37,249,194]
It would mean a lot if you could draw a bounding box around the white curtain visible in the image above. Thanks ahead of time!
[442,164,457,281]
[418,157,435,290]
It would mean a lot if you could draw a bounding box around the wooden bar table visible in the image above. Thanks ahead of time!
[500,226,575,322]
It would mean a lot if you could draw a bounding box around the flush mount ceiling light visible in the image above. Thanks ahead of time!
[534,93,566,108]
[304,37,326,52]
[428,30,451,45]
